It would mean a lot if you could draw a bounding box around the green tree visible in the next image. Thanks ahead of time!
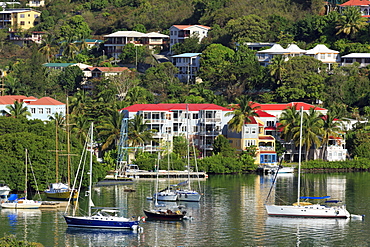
[38,34,58,62]
[171,34,203,55]
[336,6,368,40]
[278,105,301,142]
[320,111,341,160]
[213,135,235,157]
[226,95,260,133]
[127,114,156,152]
[58,66,84,94]
[1,101,31,119]
[97,109,122,151]
[59,15,92,41]
[268,55,286,86]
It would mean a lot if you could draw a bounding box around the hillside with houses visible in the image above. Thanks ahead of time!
[0,0,370,188]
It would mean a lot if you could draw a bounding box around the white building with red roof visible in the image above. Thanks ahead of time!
[340,0,370,17]
[169,25,211,50]
[120,103,232,157]
[0,95,65,121]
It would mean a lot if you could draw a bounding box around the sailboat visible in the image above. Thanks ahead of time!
[45,99,78,200]
[63,123,141,230]
[152,153,177,202]
[144,153,186,220]
[175,105,201,202]
[264,107,354,218]
[1,149,42,209]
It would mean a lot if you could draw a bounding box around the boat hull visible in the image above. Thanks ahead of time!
[45,190,78,200]
[64,215,139,229]
[143,209,185,221]
[154,190,177,201]
[1,200,42,209]
[265,204,350,218]
[176,191,201,202]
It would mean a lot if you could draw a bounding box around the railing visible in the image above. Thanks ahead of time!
[199,131,221,136]
[259,146,274,151]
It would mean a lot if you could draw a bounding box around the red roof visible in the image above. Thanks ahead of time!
[265,126,276,130]
[172,25,211,30]
[28,97,64,106]
[259,151,277,154]
[121,103,231,112]
[86,67,129,72]
[0,95,37,105]
[251,102,326,111]
[259,136,274,140]
[256,110,275,118]
[340,0,370,6]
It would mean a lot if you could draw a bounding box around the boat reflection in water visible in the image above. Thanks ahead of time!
[65,227,141,247]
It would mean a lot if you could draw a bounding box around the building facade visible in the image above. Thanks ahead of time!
[171,53,201,83]
[169,25,211,50]
[120,103,232,157]
[0,8,40,31]
[0,95,65,121]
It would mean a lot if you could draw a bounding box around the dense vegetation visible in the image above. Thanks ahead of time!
[1,0,370,179]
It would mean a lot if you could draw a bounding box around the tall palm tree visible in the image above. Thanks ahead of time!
[38,34,58,62]
[1,101,31,118]
[292,108,323,161]
[48,112,65,128]
[226,95,260,133]
[127,114,156,150]
[278,104,301,142]
[320,111,341,160]
[336,6,368,39]
[268,55,286,85]
[71,114,90,144]
[61,36,79,60]
[4,75,21,95]
[96,109,123,151]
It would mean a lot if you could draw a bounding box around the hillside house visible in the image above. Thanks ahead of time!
[0,8,40,31]
[171,53,201,83]
[169,25,211,51]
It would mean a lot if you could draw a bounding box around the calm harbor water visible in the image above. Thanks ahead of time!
[1,173,370,246]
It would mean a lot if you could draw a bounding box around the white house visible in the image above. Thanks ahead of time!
[104,31,169,59]
[169,25,211,50]
[256,43,340,68]
[0,95,65,121]
[120,103,232,157]
[171,53,201,83]
[341,53,370,67]
[305,44,340,70]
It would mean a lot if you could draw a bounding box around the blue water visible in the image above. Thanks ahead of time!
[0,173,369,246]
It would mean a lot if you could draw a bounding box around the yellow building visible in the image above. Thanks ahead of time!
[0,8,41,31]
[228,116,277,165]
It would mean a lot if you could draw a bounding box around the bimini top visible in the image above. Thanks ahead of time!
[300,196,330,200]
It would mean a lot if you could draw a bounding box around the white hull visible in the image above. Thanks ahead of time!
[154,189,177,201]
[176,190,201,202]
[1,200,42,209]
[0,185,10,196]
[265,204,350,218]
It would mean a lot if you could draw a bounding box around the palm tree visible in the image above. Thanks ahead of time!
[71,114,90,144]
[278,104,301,142]
[96,109,123,151]
[127,114,156,150]
[48,112,65,128]
[1,101,31,118]
[61,36,79,60]
[38,34,58,62]
[4,75,21,95]
[292,108,323,161]
[336,6,368,39]
[268,55,286,85]
[320,111,341,160]
[226,95,260,133]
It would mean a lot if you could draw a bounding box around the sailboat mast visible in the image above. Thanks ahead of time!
[88,123,94,217]
[25,149,28,199]
[66,97,71,188]
[297,106,304,205]
[186,104,191,190]
[55,120,59,183]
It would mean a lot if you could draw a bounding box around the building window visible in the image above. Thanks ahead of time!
[170,31,173,35]
[193,126,198,132]
[38,108,43,114]
[31,108,35,114]
[46,108,51,114]
[20,14,25,18]
[245,127,250,134]
[266,121,274,127]
[34,14,39,18]
[28,14,30,17]
[245,140,256,147]
[193,113,198,119]
[20,21,25,25]
[251,127,256,134]
[320,54,325,59]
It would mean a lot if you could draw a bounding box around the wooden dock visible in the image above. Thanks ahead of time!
[101,170,208,181]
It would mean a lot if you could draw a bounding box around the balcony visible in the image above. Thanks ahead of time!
[259,146,274,151]
[199,131,221,136]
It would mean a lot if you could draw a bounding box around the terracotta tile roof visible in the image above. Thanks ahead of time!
[28,97,65,106]
[172,25,211,30]
[0,95,37,105]
[87,67,129,72]
[340,0,370,6]
[121,103,231,112]
[256,110,275,118]
[259,136,275,140]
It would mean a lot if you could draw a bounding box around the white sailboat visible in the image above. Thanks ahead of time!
[1,149,41,209]
[152,153,177,202]
[175,105,201,202]
[264,107,355,218]
[64,123,141,230]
